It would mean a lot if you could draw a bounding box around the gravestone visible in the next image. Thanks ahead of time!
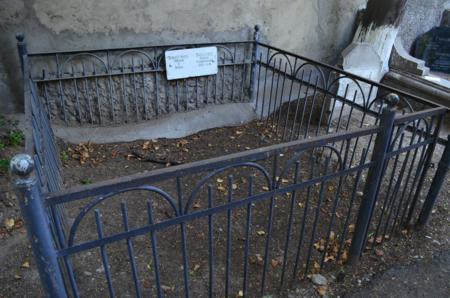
[414,27,450,74]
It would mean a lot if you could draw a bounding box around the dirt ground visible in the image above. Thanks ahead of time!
[0,117,449,297]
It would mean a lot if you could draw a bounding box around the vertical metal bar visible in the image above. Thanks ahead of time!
[289,71,305,141]
[260,49,270,119]
[255,52,263,115]
[141,60,149,120]
[250,25,261,103]
[10,154,68,298]
[291,156,314,281]
[279,161,300,289]
[82,63,94,124]
[231,44,236,101]
[207,185,215,298]
[147,201,163,298]
[275,62,288,134]
[336,149,368,263]
[261,154,278,295]
[177,177,190,298]
[131,57,140,121]
[349,95,398,263]
[121,203,142,298]
[93,63,103,125]
[57,75,68,125]
[119,59,129,123]
[295,71,314,139]
[94,210,115,297]
[225,176,233,298]
[417,134,450,226]
[405,115,443,224]
[41,71,51,116]
[155,62,160,116]
[71,67,82,124]
[242,176,253,297]
[106,51,116,124]
[304,156,331,275]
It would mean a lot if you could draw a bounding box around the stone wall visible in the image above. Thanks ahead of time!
[0,0,367,113]
[397,0,450,52]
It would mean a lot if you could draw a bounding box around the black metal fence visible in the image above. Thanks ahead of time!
[10,28,450,297]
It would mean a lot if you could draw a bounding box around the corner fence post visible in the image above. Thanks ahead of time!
[417,135,450,226]
[349,94,398,264]
[250,25,260,103]
[10,154,67,298]
[16,33,27,75]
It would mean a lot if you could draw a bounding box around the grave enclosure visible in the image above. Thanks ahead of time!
[11,27,450,297]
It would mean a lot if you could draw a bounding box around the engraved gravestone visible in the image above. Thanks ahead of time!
[414,27,450,74]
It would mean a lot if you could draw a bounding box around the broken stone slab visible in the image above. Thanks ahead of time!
[390,38,430,76]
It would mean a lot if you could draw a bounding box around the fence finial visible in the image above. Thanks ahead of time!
[15,32,25,43]
[10,154,34,176]
[385,93,400,107]
[15,33,27,75]
[253,25,261,41]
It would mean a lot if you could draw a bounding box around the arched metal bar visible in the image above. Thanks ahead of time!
[156,46,188,69]
[390,118,430,150]
[293,62,328,89]
[326,75,368,108]
[275,145,344,189]
[59,53,108,77]
[110,49,156,69]
[267,52,294,76]
[216,45,235,63]
[68,186,178,247]
[184,162,272,214]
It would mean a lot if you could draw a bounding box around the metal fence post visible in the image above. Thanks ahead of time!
[10,154,67,298]
[249,25,260,102]
[16,33,27,75]
[349,94,398,264]
[416,135,450,226]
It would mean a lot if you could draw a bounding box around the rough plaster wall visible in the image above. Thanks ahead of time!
[398,0,449,53]
[0,0,367,113]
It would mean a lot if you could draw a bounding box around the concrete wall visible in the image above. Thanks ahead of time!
[397,0,450,52]
[0,0,367,114]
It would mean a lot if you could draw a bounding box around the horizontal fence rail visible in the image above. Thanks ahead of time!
[11,27,449,297]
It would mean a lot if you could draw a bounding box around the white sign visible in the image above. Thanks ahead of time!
[165,47,218,80]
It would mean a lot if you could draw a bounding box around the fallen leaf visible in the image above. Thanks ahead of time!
[217,185,226,192]
[161,285,175,292]
[262,186,270,191]
[21,261,30,269]
[257,230,266,236]
[216,178,224,183]
[193,264,200,271]
[232,183,238,190]
[193,203,201,209]
[4,218,15,230]
[142,141,151,150]
[238,290,244,297]
[375,249,384,257]
[14,274,22,280]
[348,224,355,233]
[317,285,328,296]
[271,258,281,268]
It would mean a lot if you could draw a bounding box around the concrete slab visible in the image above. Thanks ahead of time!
[53,102,258,143]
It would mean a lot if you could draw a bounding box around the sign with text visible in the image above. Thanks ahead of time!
[165,47,218,80]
